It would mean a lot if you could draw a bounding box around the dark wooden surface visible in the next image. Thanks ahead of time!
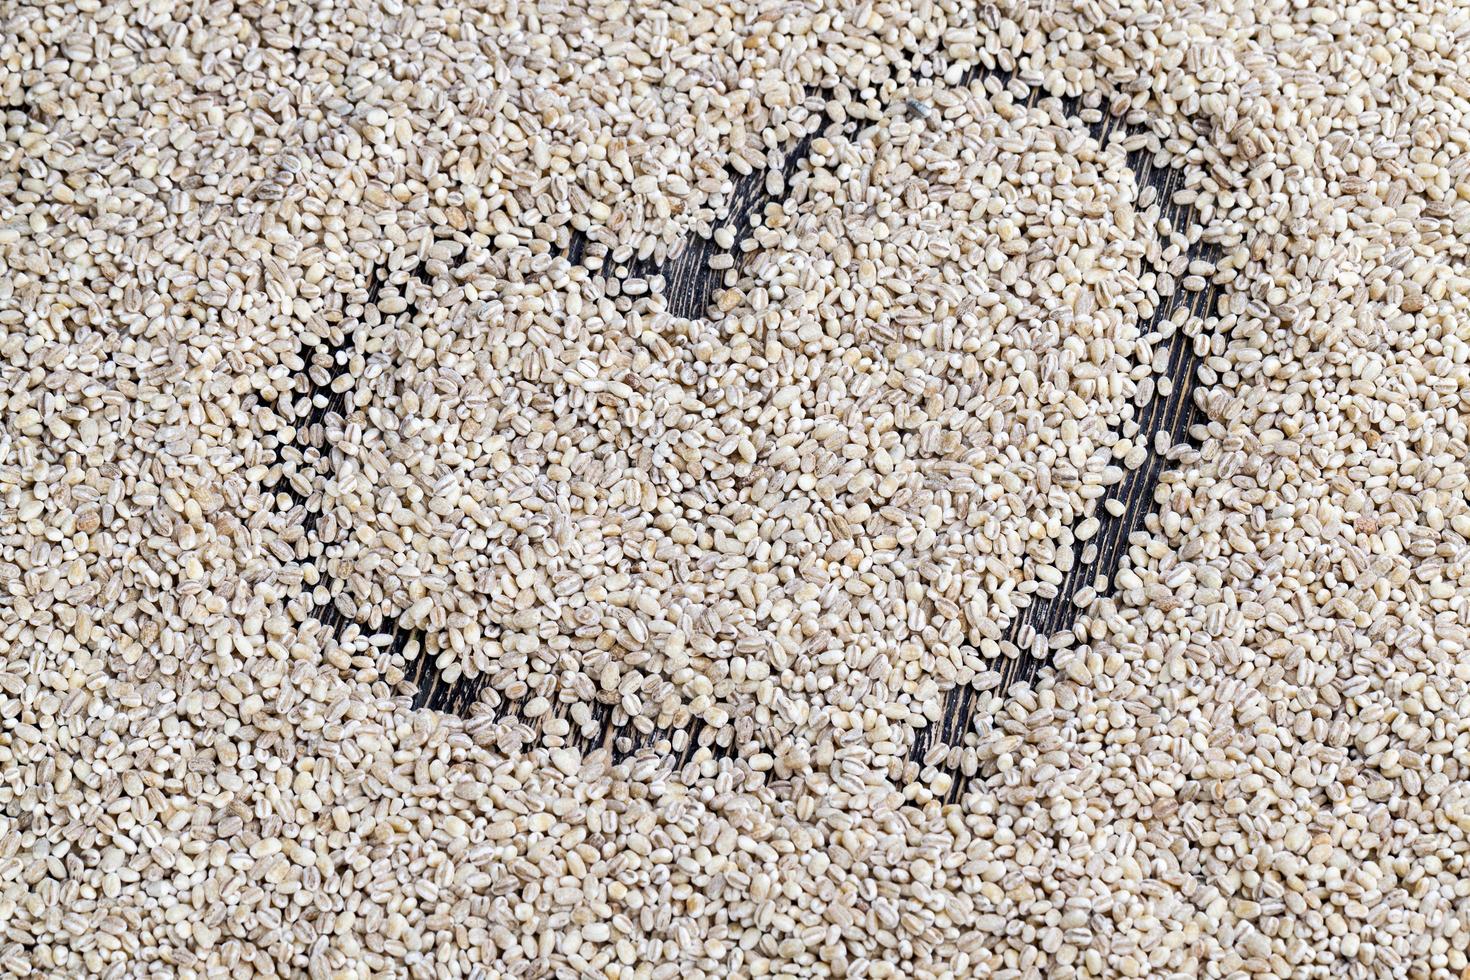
[283,67,1220,792]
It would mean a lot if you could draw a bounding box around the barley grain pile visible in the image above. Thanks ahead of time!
[2,0,1469,977]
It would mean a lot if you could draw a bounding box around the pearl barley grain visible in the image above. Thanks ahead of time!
[3,0,1469,977]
